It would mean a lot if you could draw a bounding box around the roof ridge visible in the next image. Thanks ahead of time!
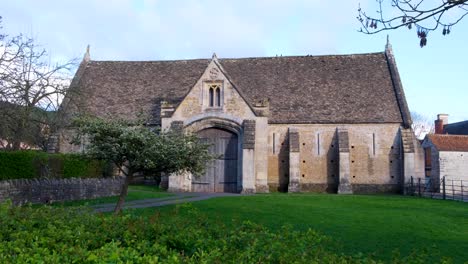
[83,52,386,63]
[89,58,210,63]
[446,120,468,125]
[219,51,385,60]
[429,134,468,137]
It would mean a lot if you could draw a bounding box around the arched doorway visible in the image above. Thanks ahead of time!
[192,128,238,193]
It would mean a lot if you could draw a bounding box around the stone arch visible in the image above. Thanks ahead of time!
[184,117,243,136]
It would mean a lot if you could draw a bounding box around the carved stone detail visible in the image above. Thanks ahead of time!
[209,68,219,79]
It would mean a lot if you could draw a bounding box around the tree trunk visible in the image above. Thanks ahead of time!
[114,169,133,214]
[12,108,29,151]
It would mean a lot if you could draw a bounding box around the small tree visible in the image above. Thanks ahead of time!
[72,117,212,213]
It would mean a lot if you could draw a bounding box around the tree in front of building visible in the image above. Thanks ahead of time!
[357,0,468,47]
[72,117,213,213]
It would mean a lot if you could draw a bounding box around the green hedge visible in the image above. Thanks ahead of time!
[0,151,109,180]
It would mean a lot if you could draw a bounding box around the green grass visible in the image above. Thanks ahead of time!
[134,194,468,263]
[51,185,173,207]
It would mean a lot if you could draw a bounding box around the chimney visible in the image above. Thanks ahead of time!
[434,114,449,134]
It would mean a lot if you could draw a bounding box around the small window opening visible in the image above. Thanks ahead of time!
[215,87,221,107]
[372,133,376,156]
[317,133,321,155]
[209,87,214,107]
[272,133,276,154]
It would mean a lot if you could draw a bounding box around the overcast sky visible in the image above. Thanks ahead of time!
[1,0,467,123]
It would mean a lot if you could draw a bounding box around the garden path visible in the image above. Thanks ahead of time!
[93,192,247,213]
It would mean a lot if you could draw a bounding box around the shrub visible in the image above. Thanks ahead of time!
[0,202,449,263]
[0,151,108,180]
[0,150,43,180]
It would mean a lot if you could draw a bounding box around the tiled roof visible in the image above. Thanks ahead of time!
[63,51,410,125]
[427,134,468,152]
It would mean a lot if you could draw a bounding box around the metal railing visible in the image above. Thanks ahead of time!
[406,176,468,202]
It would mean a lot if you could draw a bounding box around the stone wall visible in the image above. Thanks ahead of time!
[0,177,124,205]
[268,123,404,193]
[439,151,468,181]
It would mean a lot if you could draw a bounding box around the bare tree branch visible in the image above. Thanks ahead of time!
[0,16,77,150]
[357,0,468,47]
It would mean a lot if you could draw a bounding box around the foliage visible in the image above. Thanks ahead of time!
[0,201,455,263]
[357,0,468,47]
[0,16,76,150]
[0,150,107,180]
[73,117,212,177]
[72,116,213,212]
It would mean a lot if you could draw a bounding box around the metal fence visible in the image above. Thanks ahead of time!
[405,176,468,202]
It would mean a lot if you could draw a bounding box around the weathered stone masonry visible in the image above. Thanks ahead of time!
[54,40,425,194]
[0,177,124,205]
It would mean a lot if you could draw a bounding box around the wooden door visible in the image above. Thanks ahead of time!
[192,128,238,193]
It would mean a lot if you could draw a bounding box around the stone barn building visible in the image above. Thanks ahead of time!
[56,41,424,194]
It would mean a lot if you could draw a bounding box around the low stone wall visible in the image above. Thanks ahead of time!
[0,177,125,205]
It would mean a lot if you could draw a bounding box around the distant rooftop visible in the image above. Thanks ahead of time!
[427,134,468,152]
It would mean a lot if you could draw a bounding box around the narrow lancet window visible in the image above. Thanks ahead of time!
[317,133,320,155]
[209,87,214,107]
[273,133,276,154]
[216,87,221,107]
[372,133,376,156]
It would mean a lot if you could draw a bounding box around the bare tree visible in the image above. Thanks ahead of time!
[0,16,76,150]
[357,0,468,47]
[411,112,434,139]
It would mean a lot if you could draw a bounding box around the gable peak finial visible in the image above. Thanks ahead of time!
[385,35,392,51]
[212,52,218,60]
[84,44,91,62]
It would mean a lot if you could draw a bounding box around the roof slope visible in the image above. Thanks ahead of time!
[69,59,210,124]
[428,134,468,152]
[220,53,402,124]
[66,52,407,125]
[444,120,468,135]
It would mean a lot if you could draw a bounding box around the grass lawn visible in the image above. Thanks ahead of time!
[134,194,468,263]
[51,184,173,207]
